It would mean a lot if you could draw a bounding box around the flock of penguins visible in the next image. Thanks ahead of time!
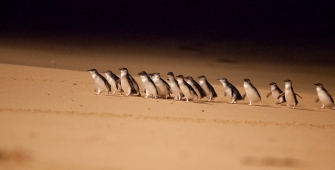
[88,68,335,110]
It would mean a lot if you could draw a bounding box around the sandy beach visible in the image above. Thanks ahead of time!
[0,37,335,170]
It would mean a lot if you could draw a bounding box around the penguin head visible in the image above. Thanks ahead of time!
[198,75,207,83]
[175,75,184,82]
[284,79,292,88]
[269,82,277,86]
[183,76,192,83]
[243,78,251,83]
[184,76,192,80]
[198,75,206,79]
[138,71,149,79]
[314,83,323,87]
[103,70,113,75]
[151,73,160,80]
[154,72,161,77]
[148,73,155,79]
[119,68,129,76]
[217,78,228,84]
[88,69,98,74]
[167,72,174,76]
[118,68,128,72]
[138,71,147,76]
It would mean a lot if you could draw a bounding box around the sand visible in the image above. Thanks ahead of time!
[0,37,335,170]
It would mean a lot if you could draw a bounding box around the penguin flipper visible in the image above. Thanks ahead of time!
[209,84,218,98]
[242,93,246,100]
[235,91,243,100]
[315,98,320,103]
[161,78,171,91]
[277,92,285,99]
[295,93,303,99]
[116,79,121,85]
[224,91,227,97]
[266,92,272,98]
[128,75,140,95]
[187,83,198,97]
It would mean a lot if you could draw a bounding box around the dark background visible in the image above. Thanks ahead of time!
[1,0,334,68]
[1,1,334,42]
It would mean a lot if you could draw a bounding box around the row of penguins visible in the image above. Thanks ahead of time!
[88,68,335,110]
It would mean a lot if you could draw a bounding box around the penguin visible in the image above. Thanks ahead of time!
[103,70,121,94]
[150,72,170,99]
[138,71,158,99]
[167,72,183,100]
[217,78,243,104]
[266,82,286,104]
[88,69,111,95]
[118,68,141,96]
[277,79,302,109]
[176,75,199,102]
[314,83,335,109]
[184,76,206,100]
[242,78,262,106]
[198,75,218,101]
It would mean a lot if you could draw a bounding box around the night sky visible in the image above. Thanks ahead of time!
[1,1,334,44]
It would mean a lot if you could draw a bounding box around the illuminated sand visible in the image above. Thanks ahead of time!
[0,38,335,169]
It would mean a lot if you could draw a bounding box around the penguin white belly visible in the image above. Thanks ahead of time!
[225,88,233,98]
[107,78,117,91]
[95,78,106,92]
[180,85,194,99]
[144,82,157,97]
[200,84,210,97]
[246,90,260,102]
[120,78,131,94]
[271,90,283,102]
[155,81,169,96]
[170,83,180,95]
[244,84,260,102]
[285,89,296,105]
[318,90,333,106]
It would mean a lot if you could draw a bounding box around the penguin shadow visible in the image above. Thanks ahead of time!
[241,156,303,168]
[259,103,285,108]
[204,100,226,104]
[217,58,238,64]
[287,107,319,112]
[108,93,143,98]
[178,43,205,52]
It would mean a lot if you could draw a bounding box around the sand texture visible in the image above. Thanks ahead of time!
[0,38,335,170]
